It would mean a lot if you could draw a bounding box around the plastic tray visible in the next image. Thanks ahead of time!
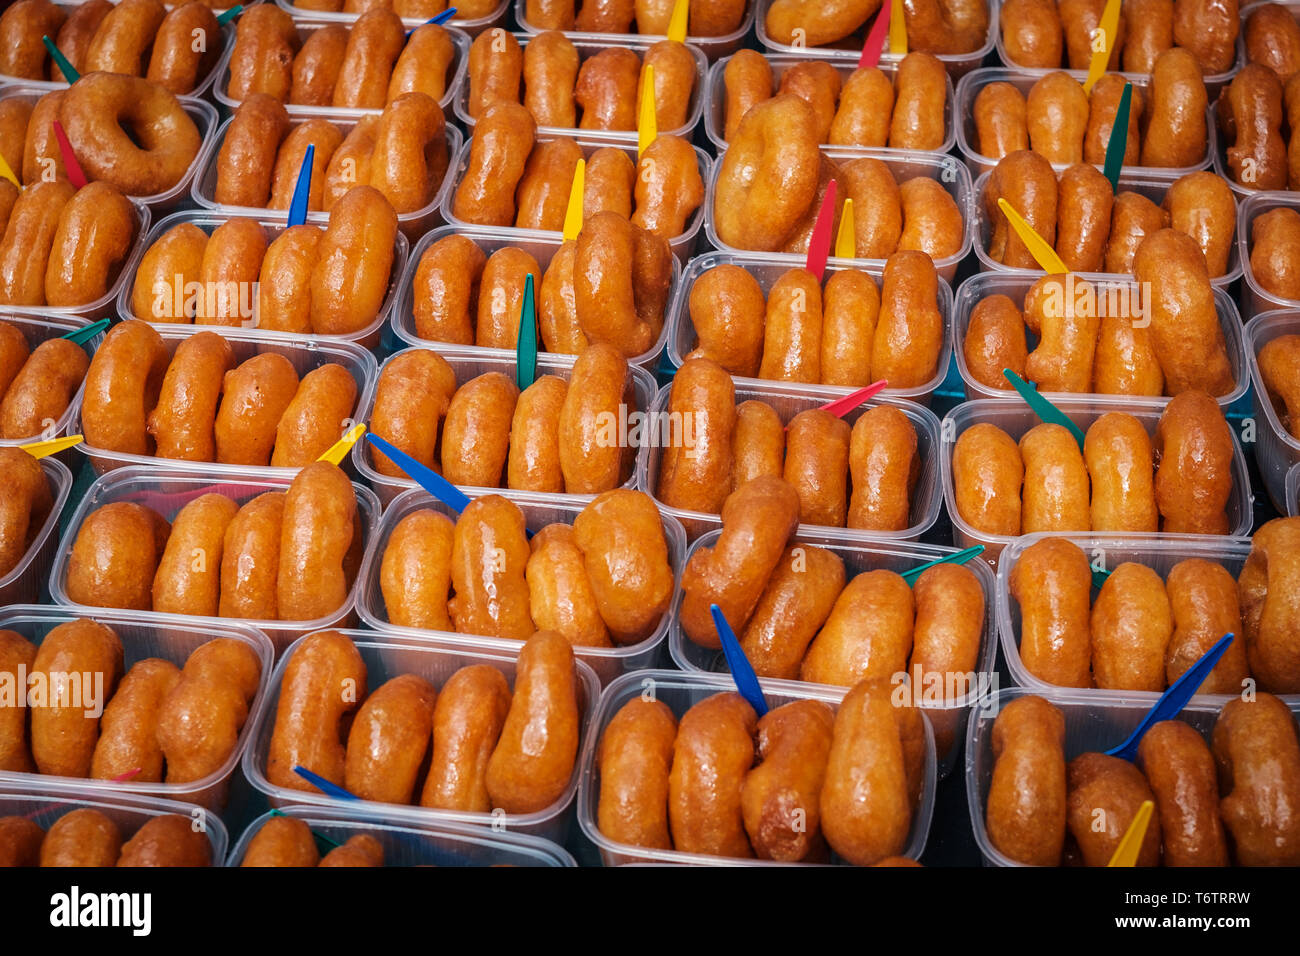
[227,804,576,866]
[1246,308,1300,511]
[951,272,1250,408]
[440,132,710,263]
[512,0,755,59]
[953,67,1215,180]
[638,379,944,542]
[71,327,377,478]
[0,605,273,812]
[753,0,998,78]
[0,85,218,217]
[391,224,682,370]
[355,486,686,686]
[241,630,600,842]
[664,251,954,408]
[1235,190,1300,321]
[211,16,471,117]
[278,0,509,36]
[667,531,1000,778]
[115,209,410,352]
[969,168,1244,289]
[994,532,1291,702]
[0,8,233,99]
[190,112,463,242]
[701,52,957,155]
[0,313,103,448]
[0,779,229,866]
[940,398,1256,570]
[994,14,1242,98]
[47,465,382,656]
[576,668,937,866]
[0,457,72,606]
[965,686,1300,866]
[702,144,973,285]
[453,32,708,144]
[352,347,658,506]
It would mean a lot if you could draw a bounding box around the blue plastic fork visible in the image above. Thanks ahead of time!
[293,766,360,801]
[710,604,768,717]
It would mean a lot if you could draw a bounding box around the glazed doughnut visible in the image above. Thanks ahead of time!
[764,0,878,46]
[839,158,901,259]
[271,364,358,467]
[575,0,635,31]
[668,691,757,858]
[0,630,36,773]
[332,8,406,110]
[1259,335,1300,441]
[81,320,169,456]
[655,357,735,513]
[0,0,66,80]
[575,211,672,357]
[1104,191,1168,274]
[0,338,89,441]
[30,619,123,778]
[910,563,984,754]
[686,264,765,377]
[1213,693,1300,865]
[147,2,221,95]
[440,372,519,487]
[515,138,582,231]
[1141,48,1207,169]
[729,400,783,491]
[1009,536,1091,687]
[0,817,42,866]
[1165,558,1248,694]
[963,294,1027,391]
[1246,3,1300,78]
[538,241,585,353]
[256,226,321,334]
[999,0,1062,68]
[986,695,1066,866]
[311,185,398,335]
[1091,562,1173,691]
[1083,412,1157,532]
[903,0,989,54]
[1174,0,1238,75]
[758,268,822,383]
[0,446,51,578]
[784,409,850,526]
[985,151,1056,270]
[0,100,31,181]
[40,809,121,866]
[41,181,135,307]
[388,23,455,104]
[369,350,456,477]
[526,524,611,646]
[714,94,820,252]
[215,96,291,210]
[267,631,368,792]
[1123,0,1173,73]
[379,509,454,631]
[79,0,163,77]
[1068,753,1162,867]
[1084,74,1142,167]
[59,73,202,195]
[467,27,522,118]
[571,489,675,645]
[133,222,209,322]
[1163,171,1236,279]
[847,405,919,532]
[1218,64,1288,191]
[154,638,261,783]
[952,423,1023,536]
[65,502,169,611]
[412,235,486,344]
[523,32,579,127]
[1026,72,1088,165]
[802,570,914,687]
[555,344,628,494]
[1019,423,1090,533]
[632,134,704,241]
[194,218,267,327]
[1022,274,1099,394]
[268,120,344,212]
[226,5,299,102]
[151,493,239,616]
[1251,207,1300,301]
[277,462,359,621]
[0,180,74,306]
[323,116,381,212]
[448,495,533,640]
[1058,0,1124,70]
[871,251,942,387]
[821,269,880,387]
[289,24,348,107]
[1238,518,1300,694]
[318,835,383,867]
[452,102,536,227]
[50,0,110,79]
[739,545,845,680]
[777,61,841,144]
[575,47,640,131]
[583,146,635,221]
[477,248,541,348]
[368,92,447,215]
[830,66,892,147]
[596,697,676,849]
[724,50,773,142]
[344,674,437,804]
[23,91,67,186]
[527,0,576,29]
[890,53,946,151]
[412,664,512,812]
[742,699,836,862]
[241,817,319,867]
[1055,164,1112,273]
[215,355,299,467]
[146,332,236,461]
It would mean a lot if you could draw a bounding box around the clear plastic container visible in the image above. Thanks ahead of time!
[227,805,576,866]
[951,272,1250,408]
[1245,308,1300,511]
[664,251,954,408]
[940,398,1256,570]
[577,668,937,866]
[965,686,1300,866]
[994,21,1242,98]
[1290,460,1300,516]
[667,531,1000,779]
[0,313,104,449]
[0,605,274,812]
[71,327,377,478]
[352,347,658,506]
[0,778,229,865]
[211,17,471,117]
[994,532,1291,702]
[453,33,707,143]
[969,168,1244,290]
[701,145,973,285]
[115,209,410,352]
[0,8,234,99]
[1235,190,1300,321]
[241,630,600,841]
[0,457,71,606]
[190,112,463,242]
[354,486,686,686]
[440,132,710,263]
[277,0,509,36]
[753,0,998,78]
[953,67,1214,180]
[638,380,944,542]
[512,0,756,59]
[391,224,682,370]
[0,85,218,217]
[701,53,957,155]
[47,465,382,656]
